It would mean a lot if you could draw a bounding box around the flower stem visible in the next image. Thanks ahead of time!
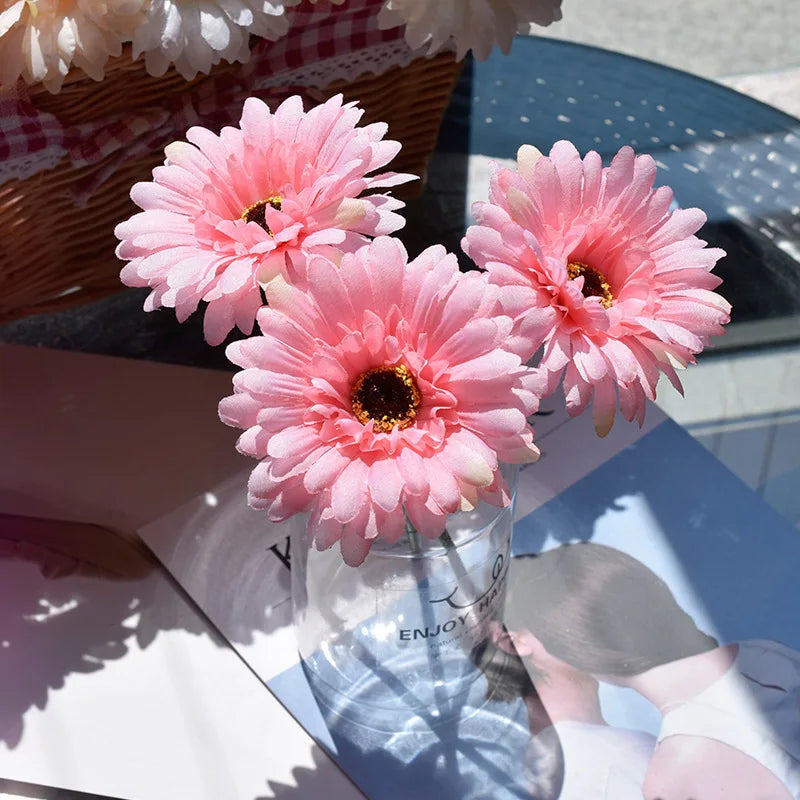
[404,512,423,555]
[440,528,457,550]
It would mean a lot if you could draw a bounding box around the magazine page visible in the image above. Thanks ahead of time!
[505,418,800,800]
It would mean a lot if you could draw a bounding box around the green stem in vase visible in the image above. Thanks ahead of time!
[440,528,457,550]
[403,513,478,599]
[402,506,457,715]
[404,511,423,555]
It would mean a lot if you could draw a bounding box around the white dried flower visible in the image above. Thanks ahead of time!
[377,0,562,62]
[0,0,146,92]
[132,0,301,81]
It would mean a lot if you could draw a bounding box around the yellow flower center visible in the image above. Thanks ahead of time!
[351,365,421,433]
[567,261,614,308]
[241,195,282,235]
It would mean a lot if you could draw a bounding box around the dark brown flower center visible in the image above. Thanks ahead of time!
[567,261,613,308]
[351,365,421,433]
[241,195,282,234]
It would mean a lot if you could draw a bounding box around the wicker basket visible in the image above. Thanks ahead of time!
[0,48,461,323]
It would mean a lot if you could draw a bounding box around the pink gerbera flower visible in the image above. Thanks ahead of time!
[115,94,414,345]
[219,236,541,566]
[463,141,731,437]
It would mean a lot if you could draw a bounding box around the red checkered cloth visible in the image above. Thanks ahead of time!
[0,0,414,201]
[0,84,68,182]
[248,0,406,75]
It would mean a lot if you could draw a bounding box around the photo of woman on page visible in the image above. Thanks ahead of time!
[500,542,800,800]
[490,623,656,800]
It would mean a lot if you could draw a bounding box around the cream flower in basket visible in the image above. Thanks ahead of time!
[377,0,562,61]
[132,0,300,80]
[0,0,146,92]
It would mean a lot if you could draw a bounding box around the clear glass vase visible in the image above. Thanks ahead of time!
[291,464,519,732]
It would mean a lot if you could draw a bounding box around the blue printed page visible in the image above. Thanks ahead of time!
[504,418,800,800]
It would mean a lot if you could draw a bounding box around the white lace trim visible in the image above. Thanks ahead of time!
[253,39,456,90]
[0,147,66,186]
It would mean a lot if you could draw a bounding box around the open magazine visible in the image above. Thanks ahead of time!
[140,401,800,799]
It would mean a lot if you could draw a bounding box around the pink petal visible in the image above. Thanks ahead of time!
[425,455,462,515]
[375,505,406,544]
[309,501,343,552]
[331,459,369,524]
[247,460,276,494]
[203,299,235,345]
[218,392,262,429]
[403,496,447,540]
[267,479,314,521]
[303,447,350,494]
[267,425,320,459]
[447,350,524,383]
[438,437,494,488]
[397,448,429,498]
[592,376,617,438]
[563,361,591,417]
[340,522,373,567]
[368,458,404,512]
[458,407,528,441]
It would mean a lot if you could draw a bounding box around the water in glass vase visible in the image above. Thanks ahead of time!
[291,464,519,732]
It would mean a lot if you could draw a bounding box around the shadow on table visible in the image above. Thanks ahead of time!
[0,287,241,370]
[259,745,367,800]
[701,219,800,351]
[0,515,213,748]
[265,621,563,800]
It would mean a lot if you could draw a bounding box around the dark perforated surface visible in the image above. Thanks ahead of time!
[452,38,800,344]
